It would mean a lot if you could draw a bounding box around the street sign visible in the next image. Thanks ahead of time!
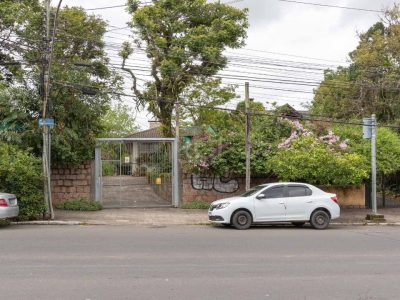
[39,118,55,127]
[363,117,372,139]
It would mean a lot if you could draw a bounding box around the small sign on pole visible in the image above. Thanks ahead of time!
[363,117,372,139]
[39,118,55,127]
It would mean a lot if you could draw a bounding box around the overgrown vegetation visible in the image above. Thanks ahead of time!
[0,142,45,220]
[56,198,102,211]
[184,101,400,186]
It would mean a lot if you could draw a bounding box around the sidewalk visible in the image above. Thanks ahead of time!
[15,208,400,226]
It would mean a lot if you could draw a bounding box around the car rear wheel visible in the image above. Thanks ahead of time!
[310,210,330,230]
[231,210,252,230]
[292,222,305,227]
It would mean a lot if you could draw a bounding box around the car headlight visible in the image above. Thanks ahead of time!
[215,202,230,210]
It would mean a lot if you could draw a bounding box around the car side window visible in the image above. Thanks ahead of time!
[287,185,312,197]
[263,186,285,199]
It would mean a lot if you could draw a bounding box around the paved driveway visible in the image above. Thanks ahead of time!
[1,225,400,300]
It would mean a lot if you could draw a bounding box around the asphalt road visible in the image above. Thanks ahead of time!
[1,224,400,300]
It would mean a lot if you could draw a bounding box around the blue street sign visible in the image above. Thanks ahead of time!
[39,118,55,127]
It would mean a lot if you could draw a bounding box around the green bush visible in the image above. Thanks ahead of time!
[56,198,103,211]
[270,136,369,186]
[181,199,210,209]
[0,142,45,220]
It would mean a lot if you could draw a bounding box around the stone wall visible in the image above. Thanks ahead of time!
[321,185,365,208]
[51,161,94,204]
[182,174,366,208]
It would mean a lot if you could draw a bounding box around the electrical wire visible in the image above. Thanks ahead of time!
[277,0,384,13]
[52,79,400,130]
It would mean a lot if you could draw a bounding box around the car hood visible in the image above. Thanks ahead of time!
[211,196,244,205]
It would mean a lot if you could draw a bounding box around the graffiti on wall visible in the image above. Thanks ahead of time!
[191,174,239,193]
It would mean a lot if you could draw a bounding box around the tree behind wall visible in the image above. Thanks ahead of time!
[0,3,121,165]
[122,0,249,136]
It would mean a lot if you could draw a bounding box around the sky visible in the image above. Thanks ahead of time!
[62,0,398,129]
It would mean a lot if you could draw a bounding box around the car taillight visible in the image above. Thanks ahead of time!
[331,196,338,204]
[0,198,8,207]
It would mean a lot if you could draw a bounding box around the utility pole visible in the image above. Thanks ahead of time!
[365,114,385,222]
[371,114,377,215]
[42,0,54,219]
[245,82,251,191]
[174,99,181,207]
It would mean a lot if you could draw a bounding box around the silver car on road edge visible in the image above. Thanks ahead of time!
[0,193,19,220]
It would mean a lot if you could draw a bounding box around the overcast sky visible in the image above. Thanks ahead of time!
[63,0,398,129]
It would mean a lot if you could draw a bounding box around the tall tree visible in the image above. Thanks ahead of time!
[0,2,121,165]
[121,0,248,136]
[311,5,400,123]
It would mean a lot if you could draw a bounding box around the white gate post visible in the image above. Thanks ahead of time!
[95,145,102,203]
[172,139,180,207]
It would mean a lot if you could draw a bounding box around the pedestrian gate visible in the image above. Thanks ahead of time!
[94,138,179,208]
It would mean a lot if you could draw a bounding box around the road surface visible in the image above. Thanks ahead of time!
[1,224,400,300]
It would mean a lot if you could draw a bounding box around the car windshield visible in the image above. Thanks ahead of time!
[240,185,269,197]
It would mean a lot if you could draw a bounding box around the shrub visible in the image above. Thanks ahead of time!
[181,199,210,209]
[270,136,369,186]
[0,142,45,220]
[56,198,102,211]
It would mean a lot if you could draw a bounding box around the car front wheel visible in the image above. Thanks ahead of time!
[231,210,252,230]
[310,210,330,230]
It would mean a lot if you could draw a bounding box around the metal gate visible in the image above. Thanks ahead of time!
[94,138,179,208]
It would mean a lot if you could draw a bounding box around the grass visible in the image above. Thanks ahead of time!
[56,198,103,211]
[181,199,210,209]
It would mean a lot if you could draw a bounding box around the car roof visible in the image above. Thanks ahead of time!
[260,182,314,187]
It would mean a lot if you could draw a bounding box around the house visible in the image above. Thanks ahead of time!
[123,121,213,175]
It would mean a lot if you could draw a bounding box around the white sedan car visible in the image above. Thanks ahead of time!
[208,183,340,230]
[0,192,19,220]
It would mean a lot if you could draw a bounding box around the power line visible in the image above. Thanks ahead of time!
[83,1,152,11]
[52,79,400,130]
[277,0,384,13]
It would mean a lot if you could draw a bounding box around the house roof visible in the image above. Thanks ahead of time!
[126,125,215,139]
[126,127,165,139]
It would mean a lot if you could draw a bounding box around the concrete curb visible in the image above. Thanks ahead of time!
[332,222,400,226]
[13,221,84,226]
[11,220,400,226]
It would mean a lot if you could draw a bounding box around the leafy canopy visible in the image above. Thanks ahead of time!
[0,3,121,165]
[123,0,249,136]
[311,5,400,123]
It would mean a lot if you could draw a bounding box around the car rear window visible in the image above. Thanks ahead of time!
[287,185,312,197]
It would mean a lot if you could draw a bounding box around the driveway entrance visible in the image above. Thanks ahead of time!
[94,138,179,208]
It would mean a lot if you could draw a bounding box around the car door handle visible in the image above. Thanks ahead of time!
[306,200,313,203]
[279,201,285,204]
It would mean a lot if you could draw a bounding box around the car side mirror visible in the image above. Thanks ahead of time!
[256,193,266,200]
